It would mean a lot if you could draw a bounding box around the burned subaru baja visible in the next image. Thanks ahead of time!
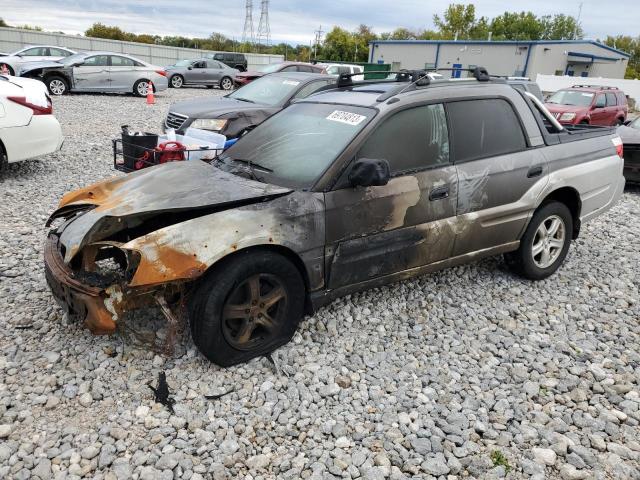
[45,69,625,366]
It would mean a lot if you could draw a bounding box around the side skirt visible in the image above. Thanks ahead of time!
[309,241,520,311]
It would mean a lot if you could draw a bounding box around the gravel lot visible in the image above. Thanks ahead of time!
[0,87,639,480]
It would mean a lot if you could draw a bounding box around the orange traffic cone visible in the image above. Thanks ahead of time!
[146,81,155,104]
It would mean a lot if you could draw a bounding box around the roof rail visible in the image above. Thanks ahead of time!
[571,84,619,90]
[427,66,492,81]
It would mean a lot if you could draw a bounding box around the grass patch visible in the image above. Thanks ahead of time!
[491,450,512,473]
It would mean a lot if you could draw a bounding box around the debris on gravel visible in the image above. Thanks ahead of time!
[1,88,639,479]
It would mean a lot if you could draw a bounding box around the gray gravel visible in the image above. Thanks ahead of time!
[1,87,640,480]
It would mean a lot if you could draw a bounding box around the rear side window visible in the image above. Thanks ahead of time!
[21,47,48,56]
[358,104,450,174]
[49,48,71,57]
[110,56,135,67]
[214,53,223,60]
[447,99,527,163]
[83,55,109,67]
[298,65,313,73]
[605,92,617,106]
[616,92,627,105]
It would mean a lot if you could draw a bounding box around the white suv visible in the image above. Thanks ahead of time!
[322,63,364,81]
[0,74,63,170]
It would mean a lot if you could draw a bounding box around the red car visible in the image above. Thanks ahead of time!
[545,85,628,126]
[234,61,325,86]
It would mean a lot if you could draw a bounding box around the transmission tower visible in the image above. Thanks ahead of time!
[257,0,271,47]
[242,0,255,48]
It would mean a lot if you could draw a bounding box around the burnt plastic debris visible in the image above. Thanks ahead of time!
[148,371,175,413]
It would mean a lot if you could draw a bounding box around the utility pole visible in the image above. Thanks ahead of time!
[574,1,583,40]
[313,25,324,61]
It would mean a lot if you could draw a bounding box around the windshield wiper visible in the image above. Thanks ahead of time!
[232,158,273,173]
[233,97,255,104]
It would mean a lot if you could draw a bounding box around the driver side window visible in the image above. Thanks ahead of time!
[357,104,450,175]
[82,55,109,67]
[193,61,206,69]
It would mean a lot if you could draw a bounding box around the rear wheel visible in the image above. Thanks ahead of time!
[616,117,624,126]
[46,76,69,96]
[220,76,234,91]
[505,201,573,280]
[0,63,14,76]
[133,79,152,97]
[169,74,183,88]
[189,250,305,366]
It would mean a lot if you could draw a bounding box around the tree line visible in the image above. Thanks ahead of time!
[1,3,638,78]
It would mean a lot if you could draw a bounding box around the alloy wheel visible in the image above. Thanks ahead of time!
[171,76,183,88]
[49,79,66,95]
[531,215,566,269]
[138,81,150,96]
[221,273,287,350]
[221,78,233,90]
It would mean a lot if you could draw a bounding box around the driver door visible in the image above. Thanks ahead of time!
[73,55,110,91]
[184,60,207,83]
[590,94,608,125]
[324,103,458,289]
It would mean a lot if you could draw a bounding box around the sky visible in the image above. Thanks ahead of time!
[2,0,638,45]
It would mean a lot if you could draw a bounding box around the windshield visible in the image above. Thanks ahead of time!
[172,59,191,67]
[547,90,594,107]
[257,63,282,73]
[60,53,87,66]
[217,103,375,188]
[228,75,304,106]
[629,117,640,129]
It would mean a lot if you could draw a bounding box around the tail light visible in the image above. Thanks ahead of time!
[155,70,167,77]
[7,95,53,115]
[612,136,624,158]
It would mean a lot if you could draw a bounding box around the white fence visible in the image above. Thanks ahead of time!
[0,27,283,69]
[536,74,640,105]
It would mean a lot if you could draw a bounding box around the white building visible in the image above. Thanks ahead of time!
[368,40,630,79]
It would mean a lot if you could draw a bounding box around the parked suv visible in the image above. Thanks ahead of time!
[545,85,627,126]
[44,68,625,366]
[207,52,247,72]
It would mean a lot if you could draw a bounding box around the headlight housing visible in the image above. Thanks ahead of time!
[559,113,576,122]
[190,118,228,132]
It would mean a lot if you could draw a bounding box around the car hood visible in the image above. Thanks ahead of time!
[617,125,640,144]
[50,160,292,263]
[544,104,587,114]
[236,71,264,79]
[170,96,271,118]
[19,60,64,74]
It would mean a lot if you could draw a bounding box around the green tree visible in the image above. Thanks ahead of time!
[85,23,130,41]
[353,24,376,62]
[603,35,639,79]
[0,18,8,27]
[489,11,544,40]
[433,3,477,39]
[322,26,354,61]
[540,14,583,40]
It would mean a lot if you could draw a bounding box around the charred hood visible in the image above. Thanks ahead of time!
[170,96,272,119]
[49,161,292,262]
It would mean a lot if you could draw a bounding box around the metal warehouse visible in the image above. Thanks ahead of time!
[368,40,630,79]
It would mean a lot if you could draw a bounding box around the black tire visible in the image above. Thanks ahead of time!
[219,76,234,91]
[46,76,69,96]
[133,79,152,97]
[0,142,7,172]
[580,120,589,125]
[206,85,215,89]
[235,65,246,72]
[169,74,183,88]
[189,250,305,366]
[616,117,624,126]
[505,201,573,280]
[0,63,14,76]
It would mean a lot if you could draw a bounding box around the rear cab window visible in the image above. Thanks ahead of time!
[447,98,527,163]
[605,92,617,106]
[357,104,450,174]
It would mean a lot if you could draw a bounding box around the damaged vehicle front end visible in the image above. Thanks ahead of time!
[44,160,323,361]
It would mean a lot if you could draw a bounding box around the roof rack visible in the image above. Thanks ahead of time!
[571,84,619,90]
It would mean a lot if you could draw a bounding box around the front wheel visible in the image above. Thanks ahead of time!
[505,201,573,280]
[220,76,234,91]
[169,74,183,88]
[189,251,305,366]
[46,76,69,96]
[0,142,7,172]
[133,79,152,97]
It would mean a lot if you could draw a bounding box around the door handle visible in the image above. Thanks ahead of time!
[527,165,543,178]
[429,185,449,201]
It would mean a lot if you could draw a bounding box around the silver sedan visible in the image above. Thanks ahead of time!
[165,59,238,90]
[20,52,168,96]
[0,45,76,76]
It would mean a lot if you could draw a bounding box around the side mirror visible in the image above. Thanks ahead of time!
[623,120,631,126]
[187,66,193,70]
[349,158,390,187]
[72,61,84,67]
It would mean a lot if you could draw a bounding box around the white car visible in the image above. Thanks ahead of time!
[0,74,63,170]
[0,45,76,76]
[321,63,365,81]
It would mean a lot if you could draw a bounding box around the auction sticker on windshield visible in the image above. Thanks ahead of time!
[326,110,367,126]
[283,80,300,86]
